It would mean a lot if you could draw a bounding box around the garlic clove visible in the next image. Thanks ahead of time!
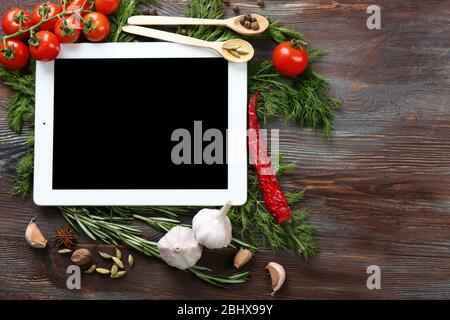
[158,226,203,270]
[25,219,48,248]
[265,262,286,296]
[234,248,252,269]
[192,201,233,249]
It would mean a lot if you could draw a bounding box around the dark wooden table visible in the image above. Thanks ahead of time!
[1,0,450,300]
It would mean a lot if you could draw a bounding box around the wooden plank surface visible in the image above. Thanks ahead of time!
[1,0,450,299]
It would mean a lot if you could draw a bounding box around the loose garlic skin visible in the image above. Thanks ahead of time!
[157,226,203,270]
[192,201,233,249]
[25,219,48,248]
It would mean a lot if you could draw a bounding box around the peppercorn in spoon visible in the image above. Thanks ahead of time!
[122,25,254,63]
[127,14,269,36]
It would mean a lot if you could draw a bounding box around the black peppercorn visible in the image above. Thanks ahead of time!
[244,20,251,29]
[233,5,240,14]
[244,14,252,21]
[222,0,230,5]
[251,21,260,31]
[257,0,265,8]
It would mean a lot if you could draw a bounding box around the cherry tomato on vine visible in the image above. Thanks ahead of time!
[83,12,110,42]
[1,8,34,39]
[0,39,30,70]
[95,0,121,15]
[272,40,309,77]
[61,0,93,16]
[32,2,63,31]
[29,31,61,61]
[54,15,82,43]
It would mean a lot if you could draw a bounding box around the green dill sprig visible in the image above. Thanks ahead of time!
[108,0,160,42]
[249,60,341,138]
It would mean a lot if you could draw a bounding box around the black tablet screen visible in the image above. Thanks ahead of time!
[52,58,228,189]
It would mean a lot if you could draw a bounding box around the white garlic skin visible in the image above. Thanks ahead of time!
[157,226,203,270]
[192,201,232,249]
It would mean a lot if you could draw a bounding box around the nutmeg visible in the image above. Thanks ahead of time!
[71,248,92,266]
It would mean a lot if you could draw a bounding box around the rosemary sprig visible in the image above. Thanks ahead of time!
[60,207,249,286]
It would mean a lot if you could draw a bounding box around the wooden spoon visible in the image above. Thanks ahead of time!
[127,14,269,36]
[122,25,254,63]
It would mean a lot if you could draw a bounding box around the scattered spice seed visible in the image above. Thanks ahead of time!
[111,264,119,276]
[99,251,112,259]
[84,264,96,274]
[115,248,122,260]
[57,248,72,254]
[180,29,187,35]
[149,8,157,15]
[112,271,127,279]
[128,254,134,267]
[257,0,265,8]
[233,5,240,14]
[222,0,230,5]
[96,268,111,275]
[112,256,124,269]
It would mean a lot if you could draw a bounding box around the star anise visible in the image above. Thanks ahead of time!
[54,225,76,248]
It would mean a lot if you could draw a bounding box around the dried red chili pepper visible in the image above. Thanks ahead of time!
[248,92,305,251]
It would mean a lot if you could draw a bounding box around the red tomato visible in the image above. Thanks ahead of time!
[61,0,93,16]
[272,41,309,77]
[32,2,62,31]
[54,15,82,43]
[0,39,30,70]
[29,31,61,61]
[95,0,120,15]
[1,8,34,39]
[83,12,110,42]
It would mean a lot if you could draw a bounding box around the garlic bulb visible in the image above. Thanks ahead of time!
[25,218,47,248]
[157,226,203,270]
[192,201,232,249]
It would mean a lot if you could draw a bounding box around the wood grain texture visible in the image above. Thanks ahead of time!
[1,0,450,299]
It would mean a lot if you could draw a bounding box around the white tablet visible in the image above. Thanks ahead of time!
[34,42,247,206]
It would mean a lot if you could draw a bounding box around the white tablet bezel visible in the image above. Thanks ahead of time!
[34,42,247,206]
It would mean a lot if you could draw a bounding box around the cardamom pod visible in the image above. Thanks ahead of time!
[222,43,240,50]
[111,271,126,279]
[84,264,96,274]
[112,256,124,269]
[228,50,241,58]
[99,251,112,259]
[96,268,111,275]
[128,254,134,267]
[235,48,249,55]
[115,248,122,259]
[57,248,72,254]
[111,263,119,276]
